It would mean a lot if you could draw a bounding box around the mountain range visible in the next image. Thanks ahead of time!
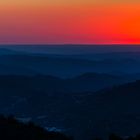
[0,76,140,139]
[0,46,140,140]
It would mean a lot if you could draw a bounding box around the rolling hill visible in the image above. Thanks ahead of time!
[0,76,140,139]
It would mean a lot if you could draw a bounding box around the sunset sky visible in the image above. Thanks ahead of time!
[0,0,140,44]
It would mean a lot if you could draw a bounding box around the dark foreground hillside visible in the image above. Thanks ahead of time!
[1,76,140,140]
[0,115,71,140]
[2,115,140,140]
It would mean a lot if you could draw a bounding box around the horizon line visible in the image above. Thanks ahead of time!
[0,44,140,46]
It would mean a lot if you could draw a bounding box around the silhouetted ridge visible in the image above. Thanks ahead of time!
[0,74,127,95]
[0,115,71,140]
[95,79,140,96]
[96,133,140,140]
[74,73,118,80]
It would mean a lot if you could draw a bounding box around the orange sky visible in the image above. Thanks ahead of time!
[0,1,140,44]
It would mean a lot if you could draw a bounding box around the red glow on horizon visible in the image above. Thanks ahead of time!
[0,2,140,44]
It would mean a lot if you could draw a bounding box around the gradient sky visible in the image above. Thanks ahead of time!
[0,0,140,44]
